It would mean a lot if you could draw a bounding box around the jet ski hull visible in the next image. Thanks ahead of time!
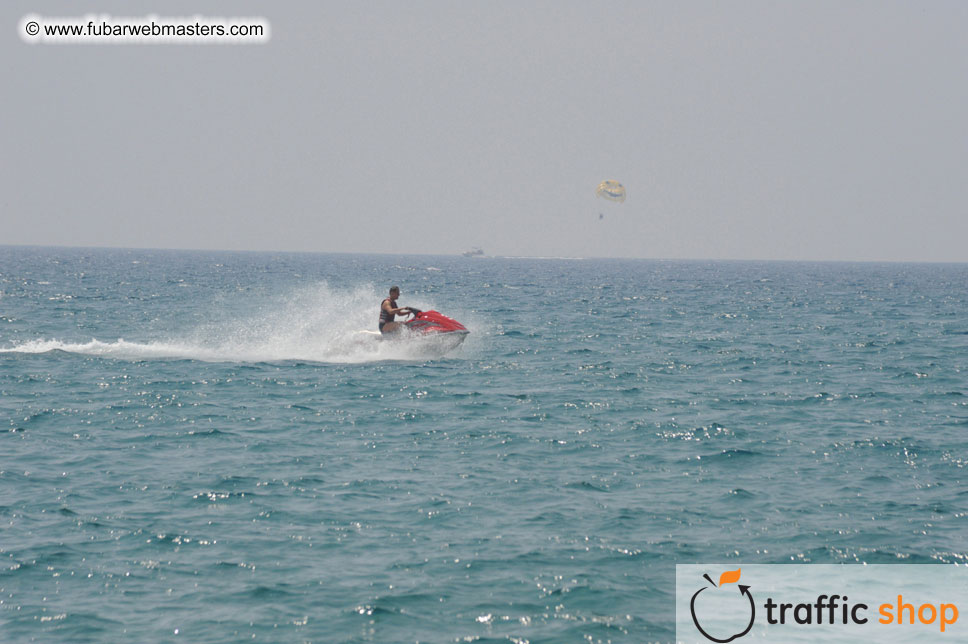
[399,310,469,351]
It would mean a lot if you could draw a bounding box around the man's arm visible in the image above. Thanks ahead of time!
[383,301,412,316]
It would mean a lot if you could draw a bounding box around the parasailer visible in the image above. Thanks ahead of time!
[596,180,626,220]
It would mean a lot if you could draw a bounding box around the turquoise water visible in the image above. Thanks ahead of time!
[1,247,966,643]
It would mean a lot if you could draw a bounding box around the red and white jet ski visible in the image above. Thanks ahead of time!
[400,309,468,339]
[393,309,469,351]
[359,309,469,354]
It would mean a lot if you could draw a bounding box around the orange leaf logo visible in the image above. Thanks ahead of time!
[718,568,741,586]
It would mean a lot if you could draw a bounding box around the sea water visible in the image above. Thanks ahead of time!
[1,246,966,643]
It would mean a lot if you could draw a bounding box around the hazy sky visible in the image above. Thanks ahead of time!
[4,1,967,261]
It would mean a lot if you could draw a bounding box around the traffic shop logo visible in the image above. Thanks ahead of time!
[690,568,755,643]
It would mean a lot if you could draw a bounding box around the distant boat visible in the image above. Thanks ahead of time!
[462,247,485,257]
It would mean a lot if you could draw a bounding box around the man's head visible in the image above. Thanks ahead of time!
[389,286,400,297]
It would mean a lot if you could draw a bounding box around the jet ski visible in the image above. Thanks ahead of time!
[401,309,468,338]
[394,309,469,351]
[358,309,469,354]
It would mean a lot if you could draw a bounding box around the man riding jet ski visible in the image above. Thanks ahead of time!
[378,286,469,347]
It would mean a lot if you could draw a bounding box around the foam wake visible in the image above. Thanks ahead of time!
[0,283,476,364]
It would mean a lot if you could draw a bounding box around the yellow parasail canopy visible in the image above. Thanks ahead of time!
[596,180,626,203]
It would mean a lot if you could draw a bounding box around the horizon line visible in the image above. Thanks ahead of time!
[1,243,965,266]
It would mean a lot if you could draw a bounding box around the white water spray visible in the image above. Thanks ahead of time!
[1,283,479,363]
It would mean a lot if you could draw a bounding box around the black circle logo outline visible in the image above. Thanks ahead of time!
[689,584,755,643]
